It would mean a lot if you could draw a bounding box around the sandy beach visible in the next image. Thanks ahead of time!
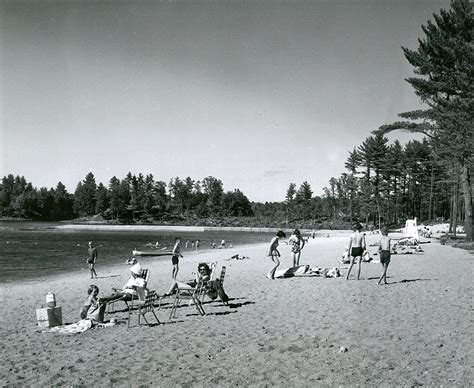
[1,231,472,386]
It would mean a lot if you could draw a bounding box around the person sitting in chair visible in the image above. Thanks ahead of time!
[87,263,147,322]
[164,262,211,295]
[164,263,229,303]
[101,263,147,303]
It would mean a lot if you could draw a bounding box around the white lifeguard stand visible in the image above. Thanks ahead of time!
[404,218,420,241]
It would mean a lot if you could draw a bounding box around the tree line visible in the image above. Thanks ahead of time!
[0,173,256,222]
[320,135,456,228]
[0,172,330,227]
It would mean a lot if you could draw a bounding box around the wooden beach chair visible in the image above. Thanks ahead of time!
[127,290,161,328]
[169,278,206,319]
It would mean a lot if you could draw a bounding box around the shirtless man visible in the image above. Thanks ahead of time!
[171,237,183,280]
[346,223,366,280]
[86,241,98,279]
[377,228,392,285]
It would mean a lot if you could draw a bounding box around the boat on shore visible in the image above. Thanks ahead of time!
[132,249,172,257]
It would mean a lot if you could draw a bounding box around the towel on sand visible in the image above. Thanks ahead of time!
[47,319,92,334]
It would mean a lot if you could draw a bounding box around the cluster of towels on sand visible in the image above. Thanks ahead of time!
[274,265,341,279]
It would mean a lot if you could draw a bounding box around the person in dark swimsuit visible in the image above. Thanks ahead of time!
[86,241,98,279]
[171,237,183,280]
[346,223,366,280]
[378,228,392,285]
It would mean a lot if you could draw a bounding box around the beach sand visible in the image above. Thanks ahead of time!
[1,232,472,386]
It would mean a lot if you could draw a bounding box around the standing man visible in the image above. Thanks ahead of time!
[87,241,98,279]
[346,223,366,280]
[171,237,183,280]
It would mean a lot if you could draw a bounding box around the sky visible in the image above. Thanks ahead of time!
[0,0,450,202]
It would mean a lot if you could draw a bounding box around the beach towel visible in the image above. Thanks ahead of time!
[47,319,92,334]
[274,265,310,278]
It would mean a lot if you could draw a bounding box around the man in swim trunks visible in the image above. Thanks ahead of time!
[378,228,391,285]
[346,223,366,280]
[86,241,98,279]
[171,237,183,280]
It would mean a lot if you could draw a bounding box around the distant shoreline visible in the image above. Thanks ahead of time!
[55,223,348,236]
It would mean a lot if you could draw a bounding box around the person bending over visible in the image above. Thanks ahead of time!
[267,230,286,280]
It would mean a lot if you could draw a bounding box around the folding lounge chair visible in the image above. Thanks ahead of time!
[219,266,226,287]
[127,290,161,328]
[215,266,229,305]
[107,269,150,314]
[200,266,228,305]
[199,262,218,302]
[169,278,206,319]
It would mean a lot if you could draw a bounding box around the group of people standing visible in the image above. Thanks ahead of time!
[345,222,392,284]
[266,224,392,284]
[266,229,306,279]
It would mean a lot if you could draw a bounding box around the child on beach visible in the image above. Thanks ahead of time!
[267,230,286,280]
[80,285,99,319]
[378,228,391,285]
[171,237,183,280]
[288,229,305,267]
[346,223,367,280]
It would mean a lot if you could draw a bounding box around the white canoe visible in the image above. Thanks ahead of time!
[132,250,173,257]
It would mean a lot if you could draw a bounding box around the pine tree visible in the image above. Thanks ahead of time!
[95,183,109,216]
[285,183,296,203]
[344,148,361,223]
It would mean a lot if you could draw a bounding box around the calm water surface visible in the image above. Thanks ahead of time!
[0,221,273,283]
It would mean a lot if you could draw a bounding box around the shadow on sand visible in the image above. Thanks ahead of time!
[96,274,121,279]
[394,278,435,284]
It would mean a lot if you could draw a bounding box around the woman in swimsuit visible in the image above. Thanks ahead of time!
[288,229,305,267]
[267,230,286,280]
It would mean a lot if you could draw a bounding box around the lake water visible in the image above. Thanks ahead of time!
[0,221,274,283]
